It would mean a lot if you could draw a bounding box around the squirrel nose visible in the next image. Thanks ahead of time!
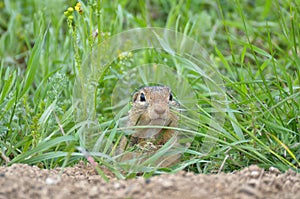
[154,105,166,115]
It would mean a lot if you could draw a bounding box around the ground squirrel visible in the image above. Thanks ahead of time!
[120,85,180,152]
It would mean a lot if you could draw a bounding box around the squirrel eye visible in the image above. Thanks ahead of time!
[169,93,173,101]
[140,93,146,102]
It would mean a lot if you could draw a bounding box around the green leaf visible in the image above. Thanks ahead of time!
[9,135,75,165]
[20,29,48,97]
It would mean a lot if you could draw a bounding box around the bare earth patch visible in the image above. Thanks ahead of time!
[0,162,299,199]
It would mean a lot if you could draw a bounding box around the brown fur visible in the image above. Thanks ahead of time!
[121,86,179,150]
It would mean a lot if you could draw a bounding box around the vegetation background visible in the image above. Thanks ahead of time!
[0,0,299,178]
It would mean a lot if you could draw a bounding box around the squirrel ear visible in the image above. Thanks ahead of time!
[132,92,139,102]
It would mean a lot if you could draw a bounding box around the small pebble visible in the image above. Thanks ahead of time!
[45,177,60,185]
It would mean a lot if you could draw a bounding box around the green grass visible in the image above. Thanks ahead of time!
[0,0,299,179]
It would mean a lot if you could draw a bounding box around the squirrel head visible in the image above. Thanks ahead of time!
[128,85,179,138]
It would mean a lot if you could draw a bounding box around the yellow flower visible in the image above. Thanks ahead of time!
[75,2,83,14]
[76,2,81,7]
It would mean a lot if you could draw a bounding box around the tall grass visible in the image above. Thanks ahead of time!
[0,0,299,179]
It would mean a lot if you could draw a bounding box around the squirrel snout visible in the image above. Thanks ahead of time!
[154,107,166,115]
[152,104,167,118]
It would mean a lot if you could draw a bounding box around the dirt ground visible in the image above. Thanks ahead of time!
[0,162,299,199]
